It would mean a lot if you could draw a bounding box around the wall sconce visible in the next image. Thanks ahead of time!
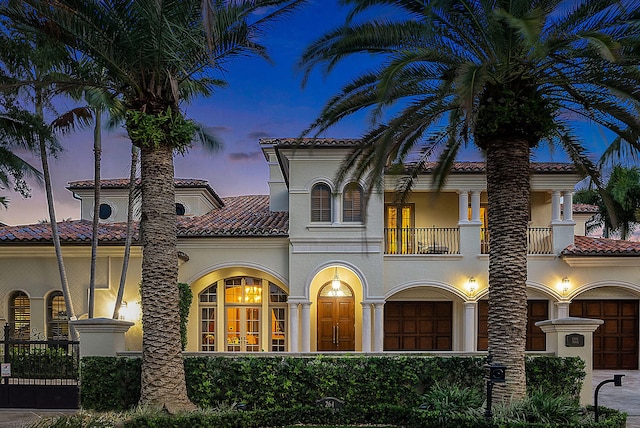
[119,301,140,322]
[466,276,477,297]
[561,277,570,297]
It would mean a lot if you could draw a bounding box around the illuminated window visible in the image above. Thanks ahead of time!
[343,183,363,222]
[47,291,69,340]
[199,284,217,351]
[311,183,331,222]
[9,291,30,340]
[269,283,287,352]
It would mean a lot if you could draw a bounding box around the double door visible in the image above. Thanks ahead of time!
[317,297,355,351]
[226,307,260,352]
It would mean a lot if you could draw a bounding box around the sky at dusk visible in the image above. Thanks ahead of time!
[0,0,617,226]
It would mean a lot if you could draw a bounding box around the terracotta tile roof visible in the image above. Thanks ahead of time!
[0,220,139,244]
[562,235,640,256]
[67,178,224,206]
[572,204,599,214]
[412,161,579,173]
[177,195,288,237]
[0,195,288,243]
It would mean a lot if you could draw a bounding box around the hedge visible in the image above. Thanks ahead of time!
[81,355,584,412]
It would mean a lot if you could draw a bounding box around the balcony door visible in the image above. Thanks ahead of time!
[317,282,355,351]
[385,204,414,254]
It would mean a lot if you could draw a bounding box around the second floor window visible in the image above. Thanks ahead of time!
[343,183,363,222]
[311,183,331,222]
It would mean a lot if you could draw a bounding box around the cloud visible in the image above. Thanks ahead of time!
[247,130,271,140]
[228,151,262,162]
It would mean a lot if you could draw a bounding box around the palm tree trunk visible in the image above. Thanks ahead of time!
[36,89,78,340]
[113,145,138,319]
[138,144,194,412]
[89,109,102,318]
[486,138,530,401]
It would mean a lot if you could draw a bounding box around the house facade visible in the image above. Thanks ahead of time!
[0,138,639,370]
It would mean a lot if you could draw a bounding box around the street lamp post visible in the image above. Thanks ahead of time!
[594,374,625,422]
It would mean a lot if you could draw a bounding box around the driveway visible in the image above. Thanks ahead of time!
[593,370,640,428]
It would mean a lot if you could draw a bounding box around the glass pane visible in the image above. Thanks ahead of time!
[319,282,353,297]
[226,307,241,351]
[201,307,215,351]
[200,284,217,303]
[225,278,243,303]
[271,307,286,352]
[11,292,30,340]
[245,308,260,352]
[269,283,287,303]
[244,280,262,304]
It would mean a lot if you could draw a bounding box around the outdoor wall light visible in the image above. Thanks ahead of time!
[466,276,477,296]
[561,276,570,297]
[331,268,341,291]
[119,300,140,322]
[594,374,625,422]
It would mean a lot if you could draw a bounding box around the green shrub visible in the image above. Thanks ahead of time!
[81,354,584,413]
[178,282,192,351]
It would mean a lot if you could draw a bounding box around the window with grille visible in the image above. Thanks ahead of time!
[9,291,30,340]
[47,291,69,340]
[343,183,363,222]
[311,183,331,222]
[199,284,217,351]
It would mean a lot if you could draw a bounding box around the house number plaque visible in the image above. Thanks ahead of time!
[565,333,585,347]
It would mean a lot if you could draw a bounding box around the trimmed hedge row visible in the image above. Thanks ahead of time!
[120,405,626,428]
[81,355,585,412]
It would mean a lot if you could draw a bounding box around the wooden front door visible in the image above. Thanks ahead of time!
[570,300,639,370]
[317,292,355,352]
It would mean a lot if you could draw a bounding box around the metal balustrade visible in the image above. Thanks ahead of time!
[480,227,553,255]
[384,227,460,255]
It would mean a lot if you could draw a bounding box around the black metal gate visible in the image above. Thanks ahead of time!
[0,323,79,408]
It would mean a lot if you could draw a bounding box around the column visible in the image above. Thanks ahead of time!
[551,191,562,223]
[458,191,469,223]
[464,301,477,352]
[555,301,570,319]
[332,192,341,224]
[470,191,481,223]
[373,302,385,352]
[301,302,311,353]
[361,302,372,352]
[563,191,574,222]
[536,318,604,405]
[288,301,299,353]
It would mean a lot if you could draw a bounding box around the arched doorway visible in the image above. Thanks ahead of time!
[317,279,355,351]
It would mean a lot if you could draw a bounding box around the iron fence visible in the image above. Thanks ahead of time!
[384,227,460,255]
[480,227,553,255]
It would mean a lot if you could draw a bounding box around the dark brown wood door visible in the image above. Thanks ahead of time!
[317,297,355,351]
[570,300,639,370]
[384,301,452,351]
[477,300,548,351]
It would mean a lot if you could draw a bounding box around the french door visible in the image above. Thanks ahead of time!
[226,307,261,352]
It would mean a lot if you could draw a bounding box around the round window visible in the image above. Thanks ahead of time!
[99,203,112,220]
[176,203,186,216]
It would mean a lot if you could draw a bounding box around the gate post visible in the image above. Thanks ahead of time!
[536,317,603,406]
[70,318,134,357]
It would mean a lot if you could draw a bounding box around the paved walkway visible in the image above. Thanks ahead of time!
[593,370,640,428]
[0,371,638,427]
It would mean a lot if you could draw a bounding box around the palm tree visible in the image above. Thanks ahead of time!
[299,0,640,400]
[575,166,640,240]
[3,0,306,411]
[0,18,80,337]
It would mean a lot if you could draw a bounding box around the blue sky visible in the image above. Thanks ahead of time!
[0,0,617,225]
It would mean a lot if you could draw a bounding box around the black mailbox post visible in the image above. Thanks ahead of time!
[484,362,507,420]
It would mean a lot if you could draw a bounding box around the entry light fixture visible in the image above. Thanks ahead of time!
[466,276,477,296]
[332,268,340,291]
[561,277,570,297]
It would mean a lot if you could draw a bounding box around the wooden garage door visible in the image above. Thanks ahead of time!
[477,300,548,351]
[384,301,452,351]
[569,300,638,370]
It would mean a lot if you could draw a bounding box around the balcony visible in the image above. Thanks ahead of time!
[384,227,460,255]
[480,227,553,255]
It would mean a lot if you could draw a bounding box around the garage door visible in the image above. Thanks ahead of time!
[569,300,638,370]
[384,301,452,351]
[477,300,548,351]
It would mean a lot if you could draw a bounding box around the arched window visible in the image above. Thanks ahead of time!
[199,284,217,351]
[176,203,186,216]
[47,291,69,340]
[343,183,363,222]
[311,183,331,222]
[98,203,112,220]
[9,291,30,340]
[198,276,288,352]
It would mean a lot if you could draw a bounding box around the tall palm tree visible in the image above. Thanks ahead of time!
[3,0,306,411]
[0,18,80,337]
[299,0,640,400]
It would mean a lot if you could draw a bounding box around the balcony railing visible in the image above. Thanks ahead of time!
[384,227,460,255]
[481,227,553,255]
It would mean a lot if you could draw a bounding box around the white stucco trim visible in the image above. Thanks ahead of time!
[571,280,640,299]
[303,260,370,300]
[385,280,468,302]
[184,261,289,291]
